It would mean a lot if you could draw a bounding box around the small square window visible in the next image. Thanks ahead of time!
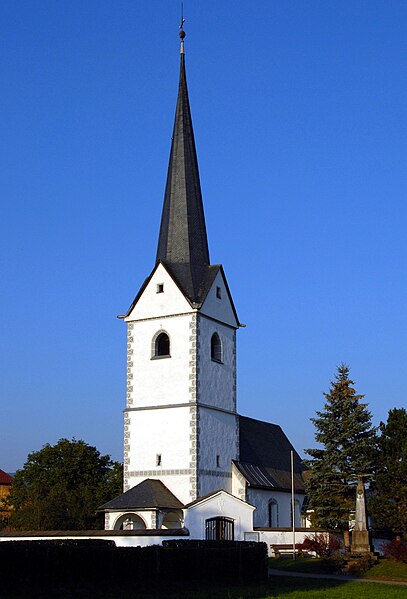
[156,454,162,466]
[156,284,164,293]
[216,286,222,299]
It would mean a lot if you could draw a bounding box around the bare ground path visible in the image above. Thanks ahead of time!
[268,568,407,587]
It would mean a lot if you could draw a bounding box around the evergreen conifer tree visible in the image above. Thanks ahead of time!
[368,408,407,534]
[304,365,376,536]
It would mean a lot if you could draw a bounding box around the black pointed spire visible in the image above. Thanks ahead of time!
[156,26,211,305]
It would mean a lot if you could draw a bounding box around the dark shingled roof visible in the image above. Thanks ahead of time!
[235,416,306,492]
[121,45,240,323]
[156,49,210,305]
[99,479,184,511]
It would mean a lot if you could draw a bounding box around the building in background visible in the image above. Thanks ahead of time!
[0,469,13,526]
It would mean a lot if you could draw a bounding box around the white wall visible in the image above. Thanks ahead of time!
[125,313,194,409]
[197,315,236,412]
[126,263,192,321]
[247,488,304,528]
[125,406,195,503]
[256,529,324,557]
[123,263,240,503]
[123,306,198,496]
[200,270,238,328]
[231,463,247,502]
[198,407,238,497]
[184,492,255,541]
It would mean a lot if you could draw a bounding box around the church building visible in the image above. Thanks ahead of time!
[101,26,306,541]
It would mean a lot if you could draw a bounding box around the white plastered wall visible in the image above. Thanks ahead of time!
[200,269,238,328]
[126,263,192,321]
[122,263,240,504]
[184,491,255,541]
[247,488,304,528]
[197,315,236,412]
[125,406,193,503]
[197,406,238,497]
[231,462,247,502]
[125,314,194,409]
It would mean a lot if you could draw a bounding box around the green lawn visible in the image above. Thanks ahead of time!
[270,556,407,581]
[1,577,406,599]
[269,556,336,574]
[366,559,407,582]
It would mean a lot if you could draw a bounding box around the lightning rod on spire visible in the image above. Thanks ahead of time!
[179,3,186,53]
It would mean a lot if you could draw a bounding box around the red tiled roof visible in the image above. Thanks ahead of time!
[0,469,13,485]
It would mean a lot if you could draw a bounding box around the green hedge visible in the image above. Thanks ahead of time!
[0,539,268,591]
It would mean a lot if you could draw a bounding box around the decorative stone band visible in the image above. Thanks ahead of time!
[123,408,131,491]
[189,402,199,499]
[123,402,237,416]
[126,311,238,330]
[199,469,232,478]
[127,468,232,479]
[128,469,192,477]
[126,312,197,323]
[189,314,198,404]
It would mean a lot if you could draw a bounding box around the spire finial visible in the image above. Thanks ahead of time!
[179,4,185,53]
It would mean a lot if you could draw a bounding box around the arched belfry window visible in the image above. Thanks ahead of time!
[211,333,223,363]
[152,331,170,358]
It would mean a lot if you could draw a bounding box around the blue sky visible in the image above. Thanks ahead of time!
[1,1,406,471]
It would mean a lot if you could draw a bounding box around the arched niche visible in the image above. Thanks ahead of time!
[113,513,147,531]
[161,511,183,529]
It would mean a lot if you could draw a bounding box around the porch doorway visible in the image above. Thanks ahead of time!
[205,517,234,541]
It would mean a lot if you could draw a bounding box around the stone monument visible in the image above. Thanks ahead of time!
[351,476,373,555]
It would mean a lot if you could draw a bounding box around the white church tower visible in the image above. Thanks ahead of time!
[119,28,240,504]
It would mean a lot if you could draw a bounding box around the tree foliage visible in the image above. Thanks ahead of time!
[300,533,342,557]
[304,364,377,530]
[383,538,407,562]
[8,438,123,530]
[368,408,407,534]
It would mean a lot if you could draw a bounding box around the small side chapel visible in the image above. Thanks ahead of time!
[101,27,307,540]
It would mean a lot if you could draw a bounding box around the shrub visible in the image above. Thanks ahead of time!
[300,533,342,557]
[383,538,407,563]
[321,556,346,574]
[343,555,375,576]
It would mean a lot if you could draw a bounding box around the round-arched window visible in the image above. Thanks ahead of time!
[211,333,223,363]
[154,332,170,357]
